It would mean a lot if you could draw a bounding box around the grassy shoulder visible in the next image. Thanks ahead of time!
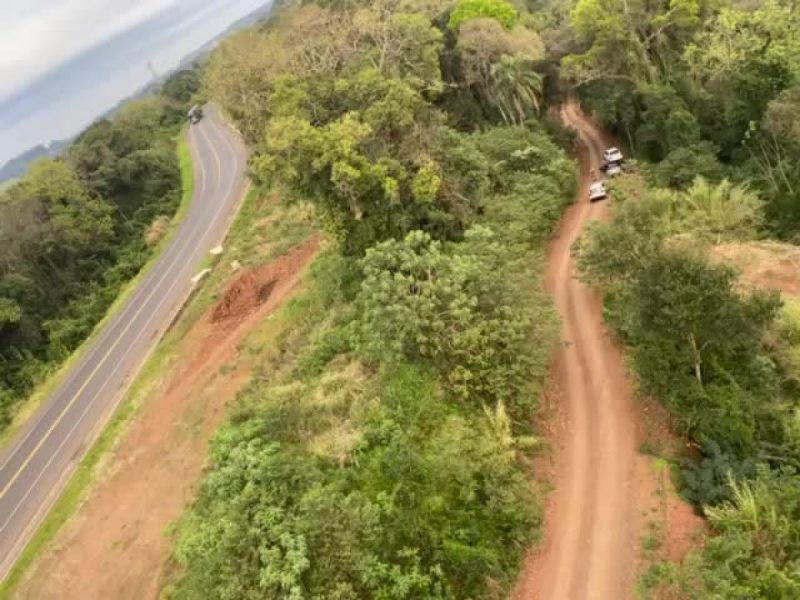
[0,129,196,450]
[0,183,319,598]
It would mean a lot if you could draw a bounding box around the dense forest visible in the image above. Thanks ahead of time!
[562,0,800,241]
[5,0,798,595]
[166,0,800,597]
[560,0,800,595]
[158,0,800,597]
[0,70,201,427]
[168,0,577,597]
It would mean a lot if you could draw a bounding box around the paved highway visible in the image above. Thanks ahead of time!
[0,105,248,580]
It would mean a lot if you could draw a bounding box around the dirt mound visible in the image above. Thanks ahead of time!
[212,270,265,322]
[711,241,800,297]
[212,238,320,323]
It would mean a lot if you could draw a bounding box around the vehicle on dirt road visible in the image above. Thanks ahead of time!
[588,181,607,202]
[603,147,623,163]
[603,161,622,176]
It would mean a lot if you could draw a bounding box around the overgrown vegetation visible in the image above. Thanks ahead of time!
[577,174,800,596]
[167,0,576,597]
[12,0,798,593]
[547,0,800,240]
[0,68,202,429]
[506,0,800,594]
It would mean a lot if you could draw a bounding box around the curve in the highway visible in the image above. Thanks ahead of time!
[0,105,248,580]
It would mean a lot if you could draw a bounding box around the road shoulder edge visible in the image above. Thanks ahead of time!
[0,125,249,597]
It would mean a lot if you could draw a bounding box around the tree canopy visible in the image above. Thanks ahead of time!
[0,69,198,427]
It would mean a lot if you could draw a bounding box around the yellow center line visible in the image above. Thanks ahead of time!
[199,119,223,186]
[0,123,223,500]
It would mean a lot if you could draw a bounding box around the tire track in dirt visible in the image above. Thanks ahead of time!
[514,103,639,600]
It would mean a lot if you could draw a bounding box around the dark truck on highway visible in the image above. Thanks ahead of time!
[188,105,203,124]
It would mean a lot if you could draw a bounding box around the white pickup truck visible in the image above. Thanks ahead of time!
[600,147,624,177]
[603,147,623,163]
[588,181,607,202]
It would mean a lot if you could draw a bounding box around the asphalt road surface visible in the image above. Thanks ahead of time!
[0,105,248,580]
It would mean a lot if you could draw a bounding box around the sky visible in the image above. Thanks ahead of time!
[0,0,272,166]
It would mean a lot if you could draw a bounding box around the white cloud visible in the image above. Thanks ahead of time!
[0,0,272,166]
[0,0,177,101]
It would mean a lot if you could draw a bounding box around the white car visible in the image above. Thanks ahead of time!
[588,181,607,202]
[603,147,623,163]
[605,161,622,176]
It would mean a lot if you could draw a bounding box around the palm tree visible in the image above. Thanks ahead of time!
[679,178,764,243]
[484,55,543,126]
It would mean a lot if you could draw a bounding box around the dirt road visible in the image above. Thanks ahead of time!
[515,103,640,599]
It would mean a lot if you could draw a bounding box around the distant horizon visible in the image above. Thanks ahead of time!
[0,0,272,167]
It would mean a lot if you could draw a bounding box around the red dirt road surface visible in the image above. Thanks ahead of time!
[515,103,641,600]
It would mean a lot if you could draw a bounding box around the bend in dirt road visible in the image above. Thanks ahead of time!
[515,103,640,600]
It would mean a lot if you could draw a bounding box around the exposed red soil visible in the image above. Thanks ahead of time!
[14,236,320,600]
[711,241,800,297]
[512,103,702,600]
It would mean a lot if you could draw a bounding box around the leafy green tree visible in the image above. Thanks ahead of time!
[252,66,490,254]
[565,0,701,86]
[161,69,201,105]
[448,0,518,31]
[10,159,114,256]
[576,78,639,146]
[635,84,701,160]
[354,7,444,92]
[204,29,287,142]
[356,228,542,411]
[684,0,800,152]
[456,19,544,124]
[745,85,800,239]
[650,142,725,189]
[633,248,779,452]
[675,178,764,243]
[485,54,543,125]
[0,298,21,327]
[173,426,319,600]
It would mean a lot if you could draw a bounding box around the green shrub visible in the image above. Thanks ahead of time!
[448,0,518,31]
[355,228,541,413]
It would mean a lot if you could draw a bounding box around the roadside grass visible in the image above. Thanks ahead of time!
[172,188,318,332]
[778,297,800,381]
[0,128,195,450]
[0,184,320,598]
